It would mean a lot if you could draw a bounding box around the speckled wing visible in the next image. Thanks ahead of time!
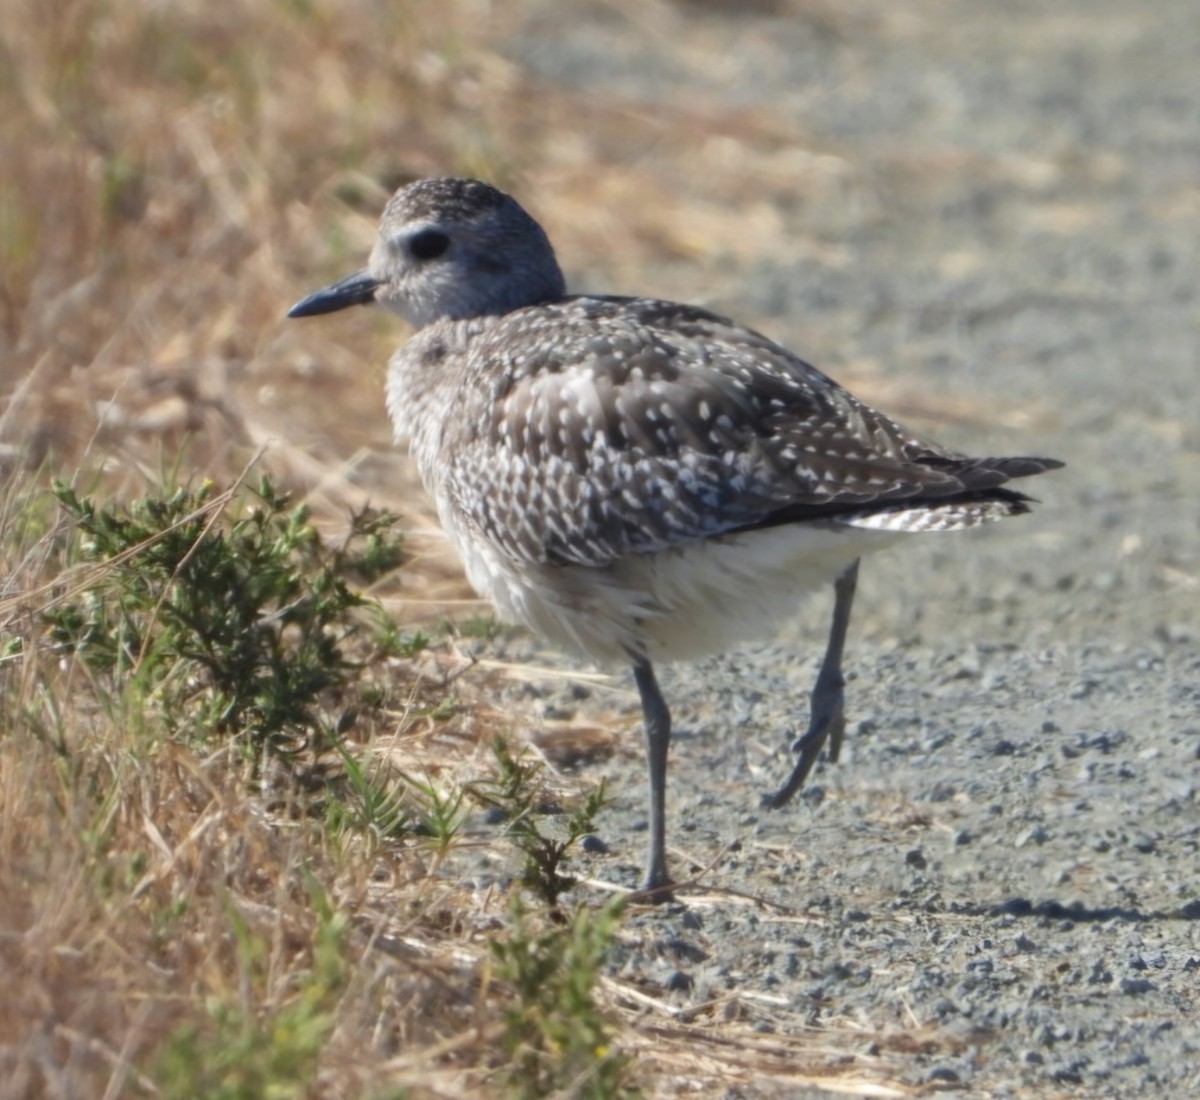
[445,296,1055,568]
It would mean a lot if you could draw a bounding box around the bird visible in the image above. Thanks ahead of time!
[288,177,1061,895]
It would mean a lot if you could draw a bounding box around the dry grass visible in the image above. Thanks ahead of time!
[0,1,944,1096]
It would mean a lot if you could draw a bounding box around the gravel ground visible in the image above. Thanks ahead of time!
[460,2,1199,1095]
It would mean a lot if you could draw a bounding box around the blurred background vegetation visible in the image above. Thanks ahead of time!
[0,0,866,501]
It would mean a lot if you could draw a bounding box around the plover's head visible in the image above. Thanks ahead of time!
[287,177,566,329]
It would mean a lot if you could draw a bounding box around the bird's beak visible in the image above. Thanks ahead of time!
[287,270,380,318]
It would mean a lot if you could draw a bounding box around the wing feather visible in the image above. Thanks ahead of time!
[443,296,1059,567]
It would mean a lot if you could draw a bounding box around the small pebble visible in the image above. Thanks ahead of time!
[666,970,694,994]
[1119,978,1156,995]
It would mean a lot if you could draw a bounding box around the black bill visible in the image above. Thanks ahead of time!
[287,270,380,318]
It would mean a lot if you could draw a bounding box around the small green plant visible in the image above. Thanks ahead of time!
[474,736,608,909]
[42,476,406,760]
[447,612,502,642]
[492,896,635,1100]
[402,770,469,855]
[415,692,459,723]
[369,605,429,660]
[328,744,416,846]
[153,876,348,1100]
[327,744,469,859]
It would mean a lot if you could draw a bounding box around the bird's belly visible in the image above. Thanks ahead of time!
[449,518,908,666]
[617,523,904,662]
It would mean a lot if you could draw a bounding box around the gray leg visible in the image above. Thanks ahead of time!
[632,658,673,893]
[765,558,860,810]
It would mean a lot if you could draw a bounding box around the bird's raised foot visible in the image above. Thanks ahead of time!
[763,694,846,810]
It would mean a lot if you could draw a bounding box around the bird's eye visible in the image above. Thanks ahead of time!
[408,229,451,260]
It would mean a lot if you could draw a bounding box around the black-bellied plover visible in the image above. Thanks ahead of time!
[289,177,1061,894]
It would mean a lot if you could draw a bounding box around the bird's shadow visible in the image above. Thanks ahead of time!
[963,897,1200,923]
